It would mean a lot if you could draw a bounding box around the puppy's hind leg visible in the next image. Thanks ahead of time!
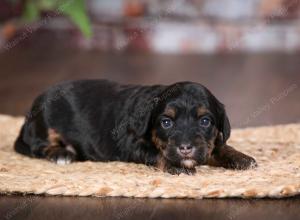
[15,114,77,165]
[43,129,77,165]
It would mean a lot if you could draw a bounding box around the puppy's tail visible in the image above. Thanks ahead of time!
[14,126,32,156]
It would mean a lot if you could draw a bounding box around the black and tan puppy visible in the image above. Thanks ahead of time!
[14,80,257,175]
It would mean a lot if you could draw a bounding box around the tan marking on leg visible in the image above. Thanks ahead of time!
[155,154,169,172]
[42,129,62,156]
[43,129,76,164]
[48,128,62,146]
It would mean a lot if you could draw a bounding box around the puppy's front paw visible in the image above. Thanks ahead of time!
[209,145,258,170]
[166,166,196,175]
[44,147,76,165]
[228,154,257,170]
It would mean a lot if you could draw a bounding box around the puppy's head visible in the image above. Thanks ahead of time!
[150,82,231,169]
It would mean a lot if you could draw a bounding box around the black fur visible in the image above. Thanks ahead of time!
[15,80,257,175]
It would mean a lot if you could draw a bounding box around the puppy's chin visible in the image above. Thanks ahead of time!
[181,159,197,169]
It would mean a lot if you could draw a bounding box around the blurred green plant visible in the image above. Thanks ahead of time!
[15,0,92,37]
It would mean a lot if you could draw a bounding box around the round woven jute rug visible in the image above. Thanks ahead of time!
[0,114,299,199]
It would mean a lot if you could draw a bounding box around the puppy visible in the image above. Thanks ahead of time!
[14,80,257,175]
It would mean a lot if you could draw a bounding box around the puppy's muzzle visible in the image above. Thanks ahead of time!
[177,144,195,157]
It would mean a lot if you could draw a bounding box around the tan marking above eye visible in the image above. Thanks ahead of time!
[197,106,209,117]
[163,107,176,118]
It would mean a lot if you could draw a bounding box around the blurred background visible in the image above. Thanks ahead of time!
[0,0,299,128]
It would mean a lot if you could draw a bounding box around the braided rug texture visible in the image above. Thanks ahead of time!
[0,114,299,199]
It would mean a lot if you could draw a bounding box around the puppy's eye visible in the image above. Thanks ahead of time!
[161,118,173,129]
[199,117,211,128]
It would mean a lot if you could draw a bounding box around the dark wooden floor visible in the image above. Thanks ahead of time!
[0,43,300,220]
[1,195,300,220]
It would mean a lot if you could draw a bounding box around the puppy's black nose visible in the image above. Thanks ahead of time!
[179,144,193,155]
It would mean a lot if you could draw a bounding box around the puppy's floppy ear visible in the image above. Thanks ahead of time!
[128,98,155,137]
[214,100,231,146]
[128,84,182,137]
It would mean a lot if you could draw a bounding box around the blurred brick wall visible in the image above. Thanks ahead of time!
[86,0,300,53]
[1,0,300,53]
[85,0,300,53]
